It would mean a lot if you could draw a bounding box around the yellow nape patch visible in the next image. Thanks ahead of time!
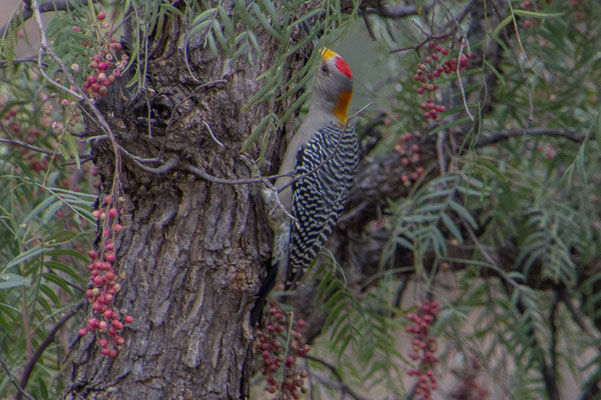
[321,48,337,61]
[334,90,353,124]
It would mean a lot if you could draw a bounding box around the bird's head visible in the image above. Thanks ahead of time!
[314,48,353,124]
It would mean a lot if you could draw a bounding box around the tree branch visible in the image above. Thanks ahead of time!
[0,355,36,400]
[15,300,85,400]
[475,128,588,147]
[0,0,97,40]
[305,355,370,400]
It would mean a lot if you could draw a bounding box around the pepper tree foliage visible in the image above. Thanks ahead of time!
[0,0,600,399]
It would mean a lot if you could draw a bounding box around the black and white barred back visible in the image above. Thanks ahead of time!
[285,124,359,289]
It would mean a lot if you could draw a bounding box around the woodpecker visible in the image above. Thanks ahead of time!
[268,48,359,290]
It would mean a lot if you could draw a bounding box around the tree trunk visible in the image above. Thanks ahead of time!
[65,4,309,398]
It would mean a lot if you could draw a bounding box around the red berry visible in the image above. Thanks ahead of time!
[97,11,106,21]
[78,328,87,336]
[111,319,123,330]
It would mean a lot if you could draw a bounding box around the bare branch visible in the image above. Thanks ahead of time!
[15,301,85,400]
[0,0,97,39]
[475,128,588,147]
[184,163,291,185]
[132,157,178,174]
[278,102,372,193]
[305,355,370,400]
[0,356,37,400]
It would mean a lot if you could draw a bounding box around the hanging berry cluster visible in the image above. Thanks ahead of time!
[256,302,310,400]
[394,132,425,187]
[406,300,440,400]
[79,194,131,357]
[450,357,490,400]
[74,10,128,98]
[414,39,472,121]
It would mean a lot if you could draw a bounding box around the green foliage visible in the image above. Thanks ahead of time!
[0,177,93,398]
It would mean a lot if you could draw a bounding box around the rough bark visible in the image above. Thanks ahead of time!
[65,3,309,399]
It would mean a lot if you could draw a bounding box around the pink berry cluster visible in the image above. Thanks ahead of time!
[79,194,130,357]
[414,39,472,121]
[450,357,490,400]
[1,105,49,172]
[256,302,310,399]
[75,10,128,98]
[394,132,425,187]
[406,300,440,400]
[568,0,584,20]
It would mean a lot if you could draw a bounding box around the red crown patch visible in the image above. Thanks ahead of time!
[335,56,352,80]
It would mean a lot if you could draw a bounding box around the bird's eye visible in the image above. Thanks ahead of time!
[321,64,329,73]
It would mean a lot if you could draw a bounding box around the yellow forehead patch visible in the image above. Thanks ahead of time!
[321,48,337,61]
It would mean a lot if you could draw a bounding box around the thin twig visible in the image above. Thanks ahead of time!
[0,0,97,39]
[15,301,85,400]
[117,144,160,163]
[305,355,370,400]
[559,291,601,353]
[475,128,588,147]
[132,157,178,174]
[0,137,63,157]
[185,102,372,189]
[31,0,121,175]
[456,37,474,121]
[0,58,48,68]
[203,120,225,149]
[549,292,559,384]
[0,356,37,400]
[436,131,447,176]
[185,163,292,185]
[159,79,227,160]
[389,31,454,54]
[279,102,372,193]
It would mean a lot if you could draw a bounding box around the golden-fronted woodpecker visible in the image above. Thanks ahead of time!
[269,48,359,290]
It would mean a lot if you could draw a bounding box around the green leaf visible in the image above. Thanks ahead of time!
[512,10,563,19]
[218,6,234,41]
[64,132,81,169]
[206,31,218,56]
[0,273,30,289]
[45,248,88,263]
[252,3,282,41]
[477,159,508,182]
[441,213,463,242]
[3,245,44,272]
[42,272,75,298]
[44,261,84,283]
[240,113,275,153]
[491,15,513,39]
[278,91,310,124]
